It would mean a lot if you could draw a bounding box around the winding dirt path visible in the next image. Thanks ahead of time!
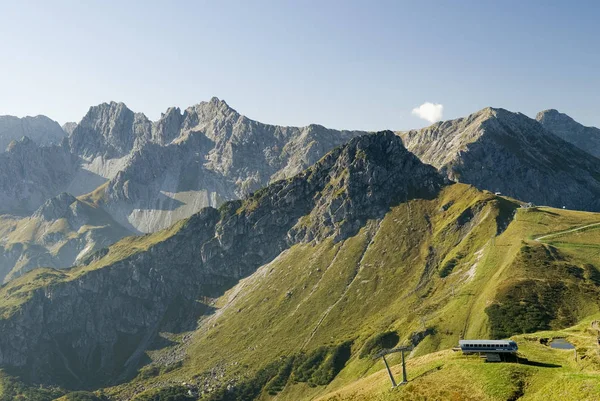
[533,222,600,242]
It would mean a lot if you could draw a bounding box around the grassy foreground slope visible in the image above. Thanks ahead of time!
[109,184,600,400]
[317,317,600,401]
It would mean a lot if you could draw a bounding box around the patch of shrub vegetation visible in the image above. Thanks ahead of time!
[206,360,281,401]
[439,258,459,278]
[0,372,65,401]
[133,386,194,401]
[264,357,295,395]
[206,341,353,400]
[292,341,353,387]
[63,391,107,401]
[359,331,400,358]
[292,347,328,383]
[308,342,352,386]
[486,280,569,338]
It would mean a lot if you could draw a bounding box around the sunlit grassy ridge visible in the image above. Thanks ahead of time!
[103,183,600,400]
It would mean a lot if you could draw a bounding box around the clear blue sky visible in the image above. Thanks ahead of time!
[0,0,598,130]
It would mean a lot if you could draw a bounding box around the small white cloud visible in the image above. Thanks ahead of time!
[411,102,444,123]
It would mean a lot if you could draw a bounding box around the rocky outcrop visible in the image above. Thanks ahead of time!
[536,109,600,158]
[0,137,79,215]
[32,192,78,221]
[67,102,153,159]
[0,115,66,151]
[290,131,445,242]
[0,132,446,388]
[399,107,600,211]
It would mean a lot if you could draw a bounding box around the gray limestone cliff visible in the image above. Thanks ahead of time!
[536,109,600,158]
[67,102,153,160]
[0,137,79,215]
[399,107,600,211]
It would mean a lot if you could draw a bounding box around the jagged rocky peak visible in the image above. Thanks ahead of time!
[179,97,241,140]
[400,107,600,211]
[190,96,239,121]
[68,101,153,159]
[32,192,77,221]
[291,131,446,242]
[152,106,184,145]
[536,109,600,158]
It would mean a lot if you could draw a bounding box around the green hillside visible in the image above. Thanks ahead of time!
[106,184,600,400]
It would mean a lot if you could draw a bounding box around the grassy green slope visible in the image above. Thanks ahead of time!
[107,183,600,400]
[316,317,600,401]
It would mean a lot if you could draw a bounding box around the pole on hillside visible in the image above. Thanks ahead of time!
[374,345,414,389]
[401,349,408,384]
[382,355,397,388]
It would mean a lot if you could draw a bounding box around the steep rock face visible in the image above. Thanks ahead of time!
[400,107,600,211]
[67,102,152,159]
[32,193,78,221]
[0,115,66,151]
[0,138,79,215]
[90,98,367,233]
[536,109,600,158]
[158,98,366,194]
[291,131,445,242]
[100,134,232,233]
[0,132,446,388]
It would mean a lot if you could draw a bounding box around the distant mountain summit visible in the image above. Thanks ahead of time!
[68,101,153,159]
[399,107,600,211]
[0,115,66,150]
[536,109,600,158]
[0,136,78,215]
[83,97,367,233]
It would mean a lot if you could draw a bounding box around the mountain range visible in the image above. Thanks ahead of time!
[0,100,599,400]
[0,98,365,282]
[1,101,599,286]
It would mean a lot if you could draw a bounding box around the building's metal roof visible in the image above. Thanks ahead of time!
[459,340,516,345]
